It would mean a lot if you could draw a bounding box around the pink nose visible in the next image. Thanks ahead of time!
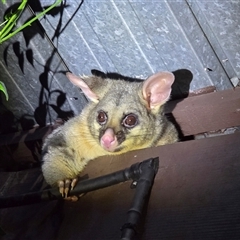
[101,135,115,148]
[100,128,118,151]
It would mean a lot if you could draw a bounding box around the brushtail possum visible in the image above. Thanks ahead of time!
[41,71,178,196]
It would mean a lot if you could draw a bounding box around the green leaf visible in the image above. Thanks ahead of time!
[2,0,7,4]
[0,0,62,44]
[0,81,9,101]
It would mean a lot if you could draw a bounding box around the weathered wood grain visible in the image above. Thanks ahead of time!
[167,87,240,135]
[55,132,240,239]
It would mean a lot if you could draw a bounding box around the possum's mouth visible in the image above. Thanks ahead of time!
[100,138,125,153]
[106,145,123,153]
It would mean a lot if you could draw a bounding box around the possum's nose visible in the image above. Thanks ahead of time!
[100,128,119,152]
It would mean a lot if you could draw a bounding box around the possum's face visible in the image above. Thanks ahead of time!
[92,110,142,152]
[87,95,155,153]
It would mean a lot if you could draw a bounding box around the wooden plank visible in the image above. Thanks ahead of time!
[53,132,240,239]
[167,87,240,136]
[188,85,216,97]
[0,133,240,239]
[0,88,239,149]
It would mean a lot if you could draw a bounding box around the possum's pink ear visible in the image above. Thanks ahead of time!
[66,72,99,102]
[142,72,174,110]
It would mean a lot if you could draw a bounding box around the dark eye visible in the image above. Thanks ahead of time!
[97,111,107,125]
[122,114,138,128]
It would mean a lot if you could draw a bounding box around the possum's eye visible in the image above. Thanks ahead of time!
[97,111,107,125]
[122,114,138,128]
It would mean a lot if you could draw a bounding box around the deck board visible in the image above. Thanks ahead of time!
[55,132,240,239]
[168,87,240,135]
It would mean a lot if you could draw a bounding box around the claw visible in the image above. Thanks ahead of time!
[64,179,71,197]
[57,177,79,199]
[71,178,78,190]
[58,180,65,197]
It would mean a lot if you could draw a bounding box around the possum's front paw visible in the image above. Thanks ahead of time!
[58,178,78,201]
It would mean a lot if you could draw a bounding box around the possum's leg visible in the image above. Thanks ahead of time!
[42,148,83,200]
[42,125,88,201]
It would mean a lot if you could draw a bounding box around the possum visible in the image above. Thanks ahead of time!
[41,71,178,197]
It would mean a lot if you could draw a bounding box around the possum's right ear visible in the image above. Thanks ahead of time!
[66,72,99,103]
[142,71,175,111]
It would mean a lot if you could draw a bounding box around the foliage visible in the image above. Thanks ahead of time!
[0,81,8,100]
[0,0,62,100]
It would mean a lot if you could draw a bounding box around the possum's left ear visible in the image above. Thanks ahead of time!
[142,72,175,110]
[66,72,99,103]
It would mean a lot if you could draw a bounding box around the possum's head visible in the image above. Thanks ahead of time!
[66,71,174,153]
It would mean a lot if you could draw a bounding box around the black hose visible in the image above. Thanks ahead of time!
[0,158,158,208]
[121,157,159,240]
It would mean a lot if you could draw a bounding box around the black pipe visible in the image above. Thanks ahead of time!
[0,158,158,208]
[121,157,159,240]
